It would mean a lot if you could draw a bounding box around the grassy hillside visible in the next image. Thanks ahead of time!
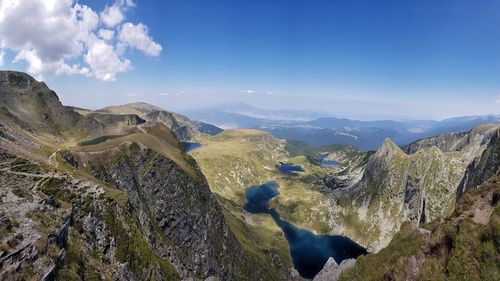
[189,129,368,279]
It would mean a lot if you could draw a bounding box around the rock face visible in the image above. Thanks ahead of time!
[144,110,223,141]
[86,112,146,126]
[328,124,500,252]
[97,148,245,279]
[0,71,103,136]
[313,258,356,281]
[401,130,470,154]
[338,172,500,281]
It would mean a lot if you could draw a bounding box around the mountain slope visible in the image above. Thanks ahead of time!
[0,71,103,138]
[338,171,500,281]
[327,124,499,251]
[0,71,266,280]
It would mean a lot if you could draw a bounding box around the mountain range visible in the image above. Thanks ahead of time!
[184,104,499,150]
[0,71,498,281]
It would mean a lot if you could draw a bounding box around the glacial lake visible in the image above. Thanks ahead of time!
[181,142,203,152]
[243,181,279,213]
[317,153,342,168]
[320,160,341,168]
[243,181,367,279]
[278,163,305,174]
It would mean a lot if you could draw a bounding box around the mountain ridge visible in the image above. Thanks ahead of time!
[0,71,285,280]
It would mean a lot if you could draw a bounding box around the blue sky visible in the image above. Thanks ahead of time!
[1,0,499,119]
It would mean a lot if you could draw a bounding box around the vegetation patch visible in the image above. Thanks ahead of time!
[40,178,66,196]
[12,187,33,200]
[105,205,179,280]
[78,135,122,146]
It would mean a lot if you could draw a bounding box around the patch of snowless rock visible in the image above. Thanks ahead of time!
[313,258,356,281]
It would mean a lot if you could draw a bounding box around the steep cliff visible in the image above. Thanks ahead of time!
[71,137,246,279]
[338,171,500,281]
[328,124,499,251]
[0,71,255,280]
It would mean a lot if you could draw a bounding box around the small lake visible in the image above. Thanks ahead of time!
[181,142,203,152]
[278,163,305,174]
[317,153,328,161]
[244,181,367,279]
[316,153,342,168]
[320,160,341,168]
[243,181,279,213]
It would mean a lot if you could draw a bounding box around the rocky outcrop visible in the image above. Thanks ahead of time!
[145,110,222,142]
[402,130,470,154]
[329,125,500,252]
[97,102,223,142]
[338,172,500,281]
[98,148,245,279]
[86,112,146,126]
[0,71,103,136]
[313,258,356,281]
[457,127,499,196]
[0,148,71,280]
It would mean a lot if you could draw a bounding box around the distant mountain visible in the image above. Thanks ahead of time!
[98,102,166,116]
[183,103,500,150]
[96,102,223,141]
[190,102,331,121]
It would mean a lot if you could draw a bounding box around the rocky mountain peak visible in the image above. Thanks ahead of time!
[364,137,404,178]
[0,71,40,89]
[379,137,401,154]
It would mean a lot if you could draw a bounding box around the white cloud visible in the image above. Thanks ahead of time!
[98,29,114,41]
[0,0,162,81]
[118,23,162,56]
[101,4,124,28]
[240,89,255,94]
[84,37,131,81]
[0,49,5,66]
[160,93,169,96]
[117,0,136,8]
[14,49,89,77]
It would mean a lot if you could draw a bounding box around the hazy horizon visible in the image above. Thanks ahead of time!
[1,0,499,119]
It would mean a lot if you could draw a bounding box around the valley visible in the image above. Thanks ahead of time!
[2,1,499,280]
[0,71,498,280]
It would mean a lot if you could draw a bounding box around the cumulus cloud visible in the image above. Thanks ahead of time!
[84,38,131,81]
[118,23,162,56]
[0,0,162,81]
[98,29,115,41]
[101,4,124,27]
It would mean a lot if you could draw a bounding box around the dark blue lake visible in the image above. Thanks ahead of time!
[278,163,305,174]
[244,181,367,279]
[320,160,341,168]
[181,142,203,152]
[317,153,328,161]
[243,181,279,213]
